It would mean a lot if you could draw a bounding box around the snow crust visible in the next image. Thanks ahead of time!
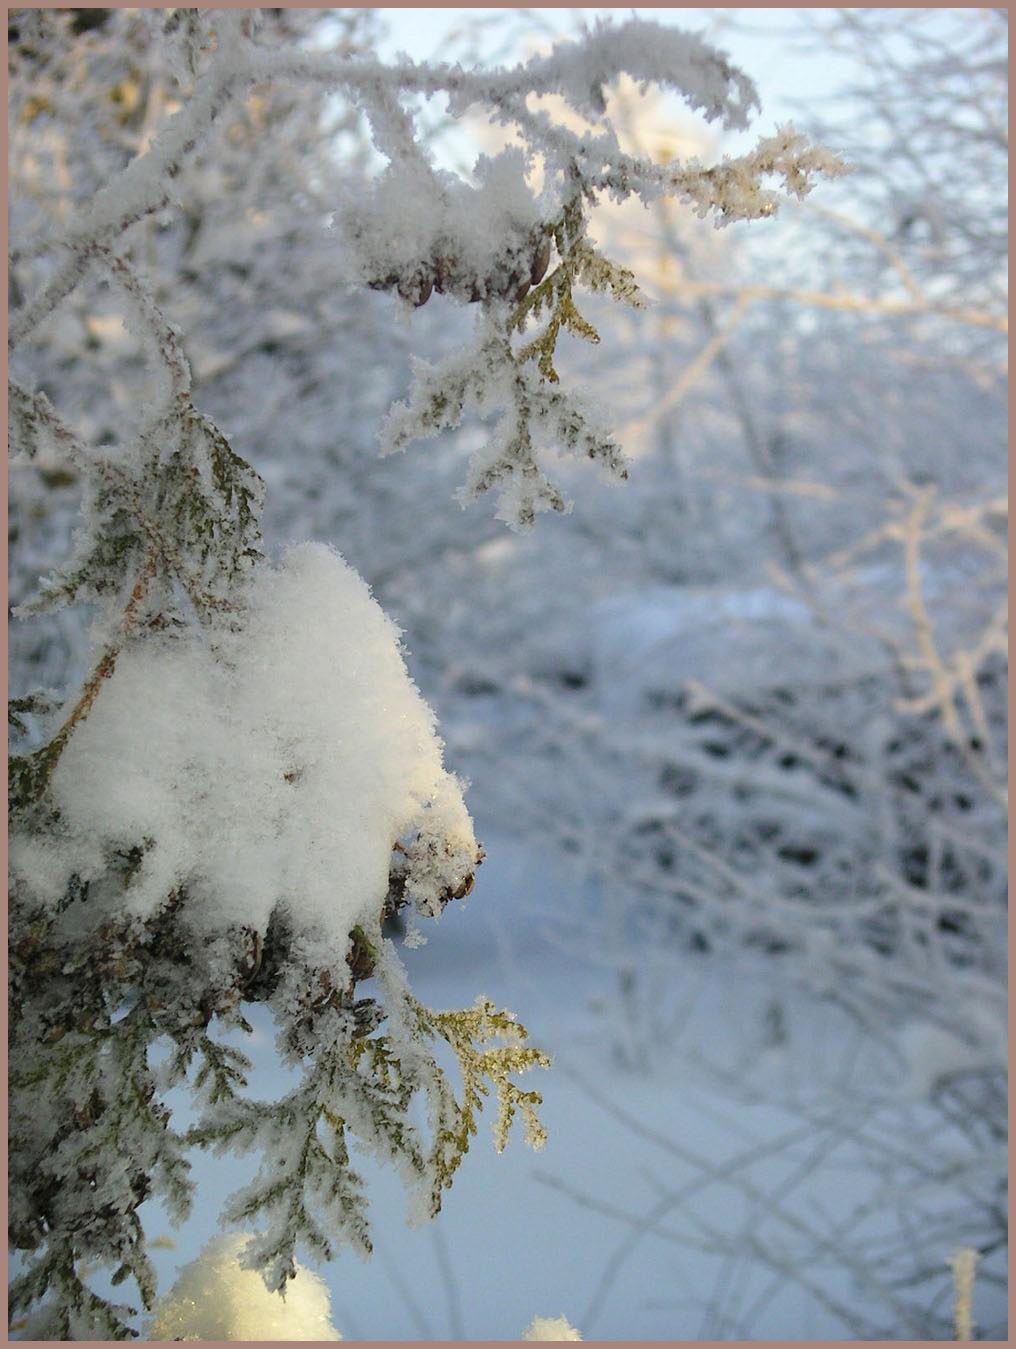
[13,544,476,959]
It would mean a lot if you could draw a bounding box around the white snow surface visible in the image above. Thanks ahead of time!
[899,1016,1008,1101]
[582,557,969,713]
[12,544,476,960]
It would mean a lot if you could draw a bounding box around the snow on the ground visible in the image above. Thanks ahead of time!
[120,827,1006,1341]
[584,557,973,714]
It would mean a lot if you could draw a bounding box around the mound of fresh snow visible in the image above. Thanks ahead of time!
[145,1233,586,1341]
[10,544,477,964]
[522,1313,584,1340]
[147,1232,342,1341]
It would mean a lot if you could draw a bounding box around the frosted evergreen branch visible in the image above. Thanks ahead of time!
[9,1003,194,1339]
[9,13,843,537]
[9,379,92,471]
[182,970,547,1297]
[8,16,839,357]
[8,33,246,352]
[247,18,759,141]
[7,10,860,1337]
[381,226,635,529]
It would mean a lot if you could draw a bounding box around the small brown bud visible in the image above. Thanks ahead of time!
[394,274,434,307]
[433,257,453,293]
[452,871,475,900]
[530,236,551,287]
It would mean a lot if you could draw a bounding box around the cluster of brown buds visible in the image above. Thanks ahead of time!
[369,228,552,308]
[384,835,485,921]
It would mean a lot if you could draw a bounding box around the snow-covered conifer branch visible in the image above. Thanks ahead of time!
[7,9,844,1338]
[10,13,844,528]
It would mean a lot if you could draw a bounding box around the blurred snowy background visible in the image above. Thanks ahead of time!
[8,7,1007,1339]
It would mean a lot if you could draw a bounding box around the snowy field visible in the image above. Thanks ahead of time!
[105,818,1002,1341]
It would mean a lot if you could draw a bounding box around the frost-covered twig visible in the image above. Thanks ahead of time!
[11,15,844,530]
[672,277,1008,333]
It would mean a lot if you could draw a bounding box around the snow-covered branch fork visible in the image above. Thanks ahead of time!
[8,10,845,1340]
[10,12,845,526]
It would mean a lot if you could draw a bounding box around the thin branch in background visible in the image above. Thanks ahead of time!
[672,278,1008,334]
[378,1246,435,1341]
[431,1217,466,1340]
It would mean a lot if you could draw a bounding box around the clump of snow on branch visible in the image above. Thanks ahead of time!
[522,18,758,126]
[324,17,846,530]
[11,543,476,960]
[146,1233,342,1342]
[338,148,545,306]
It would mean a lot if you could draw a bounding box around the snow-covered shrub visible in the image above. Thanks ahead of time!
[8,8,843,1339]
